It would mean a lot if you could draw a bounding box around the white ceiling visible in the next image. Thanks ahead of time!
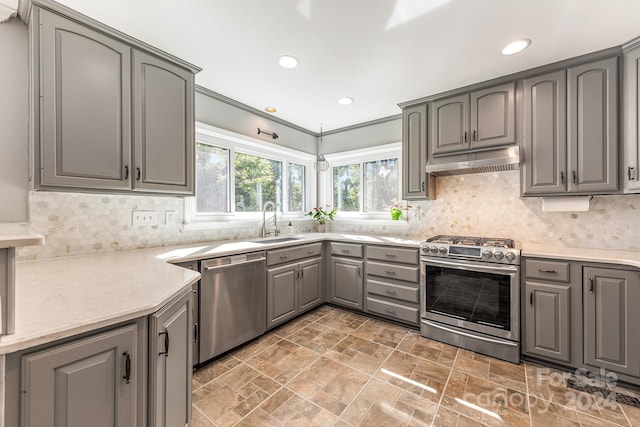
[56,0,640,133]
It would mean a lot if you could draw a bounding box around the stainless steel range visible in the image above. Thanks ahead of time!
[420,235,521,363]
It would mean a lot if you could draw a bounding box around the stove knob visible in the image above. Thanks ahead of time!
[482,251,493,258]
[439,247,448,254]
[505,252,516,261]
[430,246,439,253]
[494,251,504,259]
[421,246,430,253]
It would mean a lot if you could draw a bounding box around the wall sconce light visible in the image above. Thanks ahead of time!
[257,128,278,140]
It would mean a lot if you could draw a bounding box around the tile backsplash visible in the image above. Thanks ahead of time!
[18,170,640,260]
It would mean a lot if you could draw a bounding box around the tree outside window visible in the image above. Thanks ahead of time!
[235,152,282,212]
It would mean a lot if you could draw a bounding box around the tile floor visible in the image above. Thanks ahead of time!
[191,305,640,426]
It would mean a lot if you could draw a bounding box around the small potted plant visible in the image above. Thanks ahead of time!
[305,205,337,232]
[389,200,412,221]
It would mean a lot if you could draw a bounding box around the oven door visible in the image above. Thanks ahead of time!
[420,257,519,341]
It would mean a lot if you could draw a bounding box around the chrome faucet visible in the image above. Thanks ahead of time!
[261,201,279,238]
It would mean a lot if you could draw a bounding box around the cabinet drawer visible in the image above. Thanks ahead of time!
[366,261,419,283]
[524,259,570,282]
[366,279,419,303]
[330,242,363,258]
[367,246,418,265]
[267,243,323,266]
[366,297,419,325]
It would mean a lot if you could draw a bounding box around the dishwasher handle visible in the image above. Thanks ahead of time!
[203,256,266,272]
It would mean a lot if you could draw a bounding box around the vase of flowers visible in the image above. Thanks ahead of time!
[389,200,412,220]
[305,205,337,232]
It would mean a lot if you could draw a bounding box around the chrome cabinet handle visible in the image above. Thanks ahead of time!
[538,269,557,274]
[123,352,131,384]
[158,330,169,357]
[280,255,289,259]
[384,253,397,258]
[385,270,396,275]
[342,249,350,253]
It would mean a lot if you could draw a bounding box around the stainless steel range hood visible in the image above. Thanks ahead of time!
[425,146,520,176]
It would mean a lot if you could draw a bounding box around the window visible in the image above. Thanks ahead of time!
[322,143,402,218]
[188,123,315,224]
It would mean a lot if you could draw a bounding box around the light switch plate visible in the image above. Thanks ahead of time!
[165,210,176,225]
[132,210,158,226]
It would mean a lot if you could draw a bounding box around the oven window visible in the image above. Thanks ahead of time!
[426,265,511,330]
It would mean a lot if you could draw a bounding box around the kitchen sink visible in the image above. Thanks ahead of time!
[249,237,304,244]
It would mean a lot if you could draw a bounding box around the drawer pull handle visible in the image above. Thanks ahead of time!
[538,269,557,274]
[357,267,362,277]
[589,278,594,293]
[342,249,351,253]
[629,166,635,181]
[385,270,396,275]
[123,352,131,384]
[124,165,129,180]
[572,170,577,184]
[384,253,396,257]
[307,250,315,254]
[560,171,564,184]
[385,290,396,295]
[385,309,396,315]
[280,255,289,259]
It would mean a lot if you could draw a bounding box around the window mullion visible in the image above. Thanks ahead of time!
[359,161,365,214]
[230,146,236,215]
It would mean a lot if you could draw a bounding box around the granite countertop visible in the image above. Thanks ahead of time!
[521,243,640,269]
[0,223,45,248]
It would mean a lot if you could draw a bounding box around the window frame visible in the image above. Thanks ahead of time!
[320,142,402,220]
[185,122,316,226]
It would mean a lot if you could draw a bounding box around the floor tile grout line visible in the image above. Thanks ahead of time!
[429,345,460,427]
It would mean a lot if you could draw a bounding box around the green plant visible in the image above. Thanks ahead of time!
[305,206,337,225]
[389,200,412,220]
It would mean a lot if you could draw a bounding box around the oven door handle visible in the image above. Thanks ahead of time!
[422,320,519,347]
[422,258,519,274]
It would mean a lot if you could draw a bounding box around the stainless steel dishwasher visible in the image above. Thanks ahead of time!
[199,251,266,364]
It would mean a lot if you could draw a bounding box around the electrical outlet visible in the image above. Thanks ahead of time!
[165,210,176,225]
[132,210,158,226]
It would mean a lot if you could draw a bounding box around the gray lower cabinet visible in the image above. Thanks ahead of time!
[522,57,619,196]
[583,267,640,377]
[330,256,364,310]
[149,288,193,427]
[267,256,322,329]
[402,103,435,200]
[33,5,198,195]
[431,82,515,155]
[364,246,420,326]
[623,39,640,192]
[21,323,140,427]
[524,282,571,362]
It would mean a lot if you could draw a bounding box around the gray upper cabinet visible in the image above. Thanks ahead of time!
[39,9,132,190]
[34,6,198,195]
[522,57,619,196]
[402,104,435,200]
[623,41,640,192]
[583,267,640,377]
[149,289,192,427]
[132,51,194,194]
[522,70,567,195]
[21,323,139,427]
[431,94,469,155]
[431,83,515,156]
[567,57,618,193]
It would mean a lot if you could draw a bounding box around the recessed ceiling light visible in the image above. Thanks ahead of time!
[338,97,354,105]
[278,55,299,69]
[265,107,277,113]
[501,39,531,56]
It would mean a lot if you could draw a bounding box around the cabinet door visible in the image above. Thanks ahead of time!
[402,104,434,199]
[524,281,571,362]
[149,290,192,427]
[39,9,131,190]
[584,267,640,377]
[470,82,516,150]
[132,51,194,194]
[21,324,138,427]
[624,45,640,191]
[299,258,322,312]
[567,57,618,193]
[267,263,298,328]
[431,94,469,155]
[330,257,363,310]
[522,71,567,195]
